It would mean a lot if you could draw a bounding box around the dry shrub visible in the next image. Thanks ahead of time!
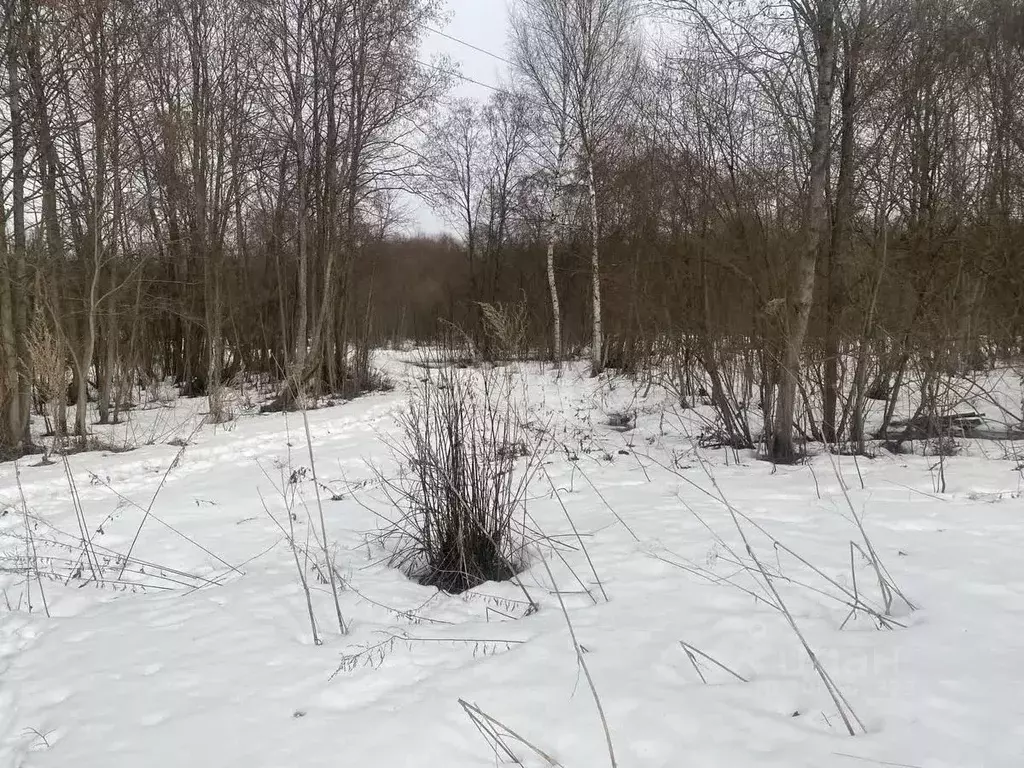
[145,378,178,407]
[434,320,480,366]
[478,300,529,361]
[337,363,394,400]
[27,318,67,432]
[208,385,235,424]
[378,365,541,593]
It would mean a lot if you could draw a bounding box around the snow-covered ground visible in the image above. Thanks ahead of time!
[2,354,1023,767]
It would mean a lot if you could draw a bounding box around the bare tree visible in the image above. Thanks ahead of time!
[0,0,32,455]
[421,99,488,303]
[512,0,641,375]
[480,90,532,301]
[0,0,1021,465]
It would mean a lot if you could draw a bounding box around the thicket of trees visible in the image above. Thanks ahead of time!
[2,0,1023,461]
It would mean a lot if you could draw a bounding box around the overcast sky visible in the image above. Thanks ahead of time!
[404,0,512,235]
[425,0,511,97]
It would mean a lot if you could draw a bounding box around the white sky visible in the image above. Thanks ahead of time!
[426,0,512,97]
[403,0,512,235]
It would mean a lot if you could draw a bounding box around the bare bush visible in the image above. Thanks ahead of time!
[377,365,542,593]
[478,300,530,361]
[208,385,234,424]
[145,378,178,408]
[27,317,68,449]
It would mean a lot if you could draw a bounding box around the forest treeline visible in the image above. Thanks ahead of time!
[1,0,1023,461]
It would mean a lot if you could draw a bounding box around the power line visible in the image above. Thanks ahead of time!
[414,57,507,96]
[415,26,551,112]
[420,24,513,66]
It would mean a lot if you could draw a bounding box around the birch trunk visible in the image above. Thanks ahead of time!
[586,156,603,377]
[544,136,566,364]
[771,0,839,460]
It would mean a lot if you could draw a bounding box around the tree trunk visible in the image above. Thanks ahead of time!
[97,269,117,424]
[586,156,603,376]
[0,243,20,455]
[771,0,839,461]
[76,2,108,442]
[291,16,309,386]
[824,5,867,445]
[2,9,32,453]
[544,135,566,364]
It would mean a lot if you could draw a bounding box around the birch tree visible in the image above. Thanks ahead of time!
[512,0,641,374]
[511,8,572,362]
[761,0,841,460]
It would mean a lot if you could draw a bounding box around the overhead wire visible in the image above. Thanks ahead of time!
[413,57,507,96]
[416,20,524,97]
[419,24,513,66]
[415,24,557,114]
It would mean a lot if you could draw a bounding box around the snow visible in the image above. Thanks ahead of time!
[2,354,1024,767]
